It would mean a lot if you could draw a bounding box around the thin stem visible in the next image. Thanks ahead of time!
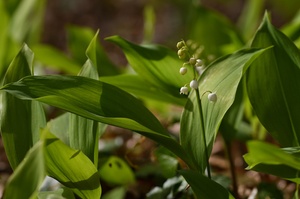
[195,88,211,179]
[225,140,239,198]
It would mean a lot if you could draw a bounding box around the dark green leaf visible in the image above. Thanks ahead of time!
[100,74,186,106]
[43,129,101,199]
[69,58,106,166]
[246,13,300,146]
[106,36,193,97]
[0,44,46,169]
[181,48,267,172]
[179,170,234,199]
[1,75,195,169]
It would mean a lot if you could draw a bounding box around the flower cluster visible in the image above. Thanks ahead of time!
[177,40,217,102]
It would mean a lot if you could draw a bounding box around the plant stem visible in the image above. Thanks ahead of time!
[225,140,239,198]
[195,88,211,179]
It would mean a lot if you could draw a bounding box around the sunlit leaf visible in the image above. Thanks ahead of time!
[69,55,106,166]
[246,13,300,146]
[99,156,135,185]
[0,44,46,169]
[3,141,45,199]
[0,75,196,169]
[179,170,235,199]
[244,141,300,183]
[43,129,101,199]
[181,48,268,172]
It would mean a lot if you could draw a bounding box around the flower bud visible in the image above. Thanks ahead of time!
[189,80,198,89]
[178,49,186,59]
[195,59,203,66]
[177,41,185,49]
[180,86,189,95]
[189,57,196,65]
[208,92,217,102]
[179,67,187,75]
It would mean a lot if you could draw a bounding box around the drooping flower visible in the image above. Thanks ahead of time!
[179,66,187,75]
[208,92,217,102]
[189,80,198,89]
[180,86,189,95]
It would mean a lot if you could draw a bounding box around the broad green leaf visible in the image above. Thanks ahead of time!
[67,26,119,76]
[3,141,45,199]
[0,44,46,169]
[237,0,264,40]
[1,75,196,169]
[246,13,300,147]
[181,48,268,172]
[106,35,194,97]
[69,58,106,166]
[179,170,235,199]
[38,188,75,199]
[47,113,70,145]
[32,44,81,74]
[43,129,101,199]
[100,74,186,106]
[101,186,126,199]
[99,156,135,185]
[244,141,300,183]
[187,6,243,56]
[154,147,178,178]
[9,0,45,43]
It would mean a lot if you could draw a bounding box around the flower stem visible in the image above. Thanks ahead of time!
[195,88,211,179]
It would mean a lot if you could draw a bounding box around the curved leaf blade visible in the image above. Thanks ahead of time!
[106,36,193,97]
[246,13,300,146]
[179,170,235,199]
[100,74,186,106]
[43,129,101,199]
[3,141,45,199]
[244,141,300,183]
[181,48,267,172]
[0,44,46,169]
[1,75,195,169]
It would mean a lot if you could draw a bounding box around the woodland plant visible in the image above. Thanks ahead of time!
[1,0,300,199]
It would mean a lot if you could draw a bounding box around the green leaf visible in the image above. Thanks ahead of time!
[0,44,46,169]
[1,75,196,169]
[43,129,101,199]
[47,113,70,145]
[100,74,186,106]
[3,141,45,199]
[154,147,178,178]
[187,6,243,56]
[69,59,106,166]
[179,170,235,199]
[32,44,81,74]
[99,156,135,185]
[38,188,75,199]
[67,26,119,76]
[246,13,300,146]
[244,141,300,183]
[180,48,267,172]
[106,35,193,97]
[9,0,45,43]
